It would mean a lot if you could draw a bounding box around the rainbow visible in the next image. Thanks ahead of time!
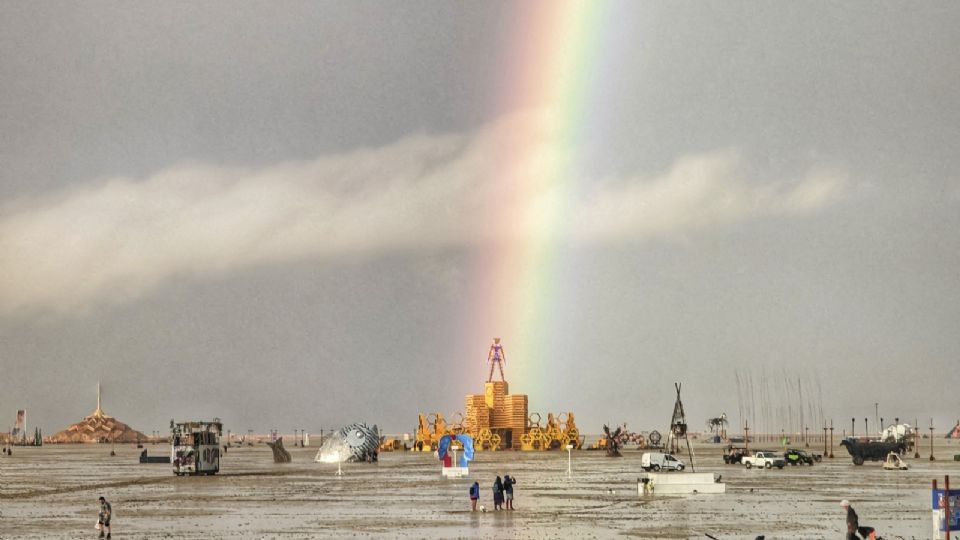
[464,2,617,400]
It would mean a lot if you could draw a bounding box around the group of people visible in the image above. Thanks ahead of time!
[469,475,516,512]
[86,486,876,536]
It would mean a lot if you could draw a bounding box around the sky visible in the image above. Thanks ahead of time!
[1,1,958,438]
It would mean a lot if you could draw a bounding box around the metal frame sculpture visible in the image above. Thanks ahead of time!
[706,413,728,440]
[602,424,623,457]
[666,383,696,472]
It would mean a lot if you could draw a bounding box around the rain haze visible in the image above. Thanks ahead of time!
[1,2,958,438]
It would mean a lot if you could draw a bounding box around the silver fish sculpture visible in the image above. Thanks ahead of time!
[315,422,379,463]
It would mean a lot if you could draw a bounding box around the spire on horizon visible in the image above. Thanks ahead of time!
[95,380,103,417]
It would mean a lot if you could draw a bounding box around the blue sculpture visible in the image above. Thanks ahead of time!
[438,434,474,468]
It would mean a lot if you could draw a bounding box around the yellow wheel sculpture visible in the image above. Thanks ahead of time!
[527,427,545,450]
[476,428,493,451]
[545,425,564,449]
[565,427,580,447]
[447,412,464,434]
[519,432,535,450]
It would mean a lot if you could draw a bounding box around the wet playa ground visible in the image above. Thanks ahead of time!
[1,441,958,539]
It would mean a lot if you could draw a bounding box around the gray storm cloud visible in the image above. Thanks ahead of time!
[0,112,847,314]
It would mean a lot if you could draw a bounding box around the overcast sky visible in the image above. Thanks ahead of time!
[1,2,958,437]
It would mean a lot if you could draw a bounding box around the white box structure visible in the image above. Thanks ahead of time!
[638,472,726,495]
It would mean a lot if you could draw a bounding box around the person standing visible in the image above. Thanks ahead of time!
[492,476,504,511]
[469,481,480,512]
[841,499,858,539]
[503,475,516,510]
[97,496,112,538]
[841,500,875,539]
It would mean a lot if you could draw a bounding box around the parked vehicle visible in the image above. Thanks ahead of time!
[784,448,820,465]
[742,450,785,469]
[641,452,685,471]
[882,452,909,470]
[723,445,748,464]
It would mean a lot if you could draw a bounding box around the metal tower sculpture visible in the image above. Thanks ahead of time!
[667,382,696,472]
[486,337,507,382]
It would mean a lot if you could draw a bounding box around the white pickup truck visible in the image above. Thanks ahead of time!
[742,451,785,469]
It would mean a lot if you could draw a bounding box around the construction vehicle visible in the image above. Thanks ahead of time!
[840,438,907,465]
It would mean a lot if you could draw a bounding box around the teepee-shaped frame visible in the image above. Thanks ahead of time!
[666,382,695,472]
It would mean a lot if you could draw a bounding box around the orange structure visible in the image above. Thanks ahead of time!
[465,378,529,449]
[465,339,527,448]
[416,339,582,451]
[47,382,146,444]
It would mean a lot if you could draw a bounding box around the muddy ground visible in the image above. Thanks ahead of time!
[1,439,958,539]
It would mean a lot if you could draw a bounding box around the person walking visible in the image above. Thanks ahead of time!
[503,474,516,510]
[492,476,504,511]
[97,496,112,539]
[469,481,480,512]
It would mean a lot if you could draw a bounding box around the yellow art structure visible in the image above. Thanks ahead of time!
[415,338,582,451]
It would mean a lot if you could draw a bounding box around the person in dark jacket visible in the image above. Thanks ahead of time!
[503,475,516,510]
[492,476,504,511]
[841,500,875,539]
[469,481,480,511]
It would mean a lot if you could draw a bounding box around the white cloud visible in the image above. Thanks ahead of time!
[0,111,847,314]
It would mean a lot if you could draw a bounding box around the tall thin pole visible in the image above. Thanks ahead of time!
[915,418,921,458]
[744,420,750,455]
[96,380,102,416]
[874,403,879,437]
[934,478,940,540]
[829,419,834,458]
[930,419,936,461]
[946,475,951,540]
